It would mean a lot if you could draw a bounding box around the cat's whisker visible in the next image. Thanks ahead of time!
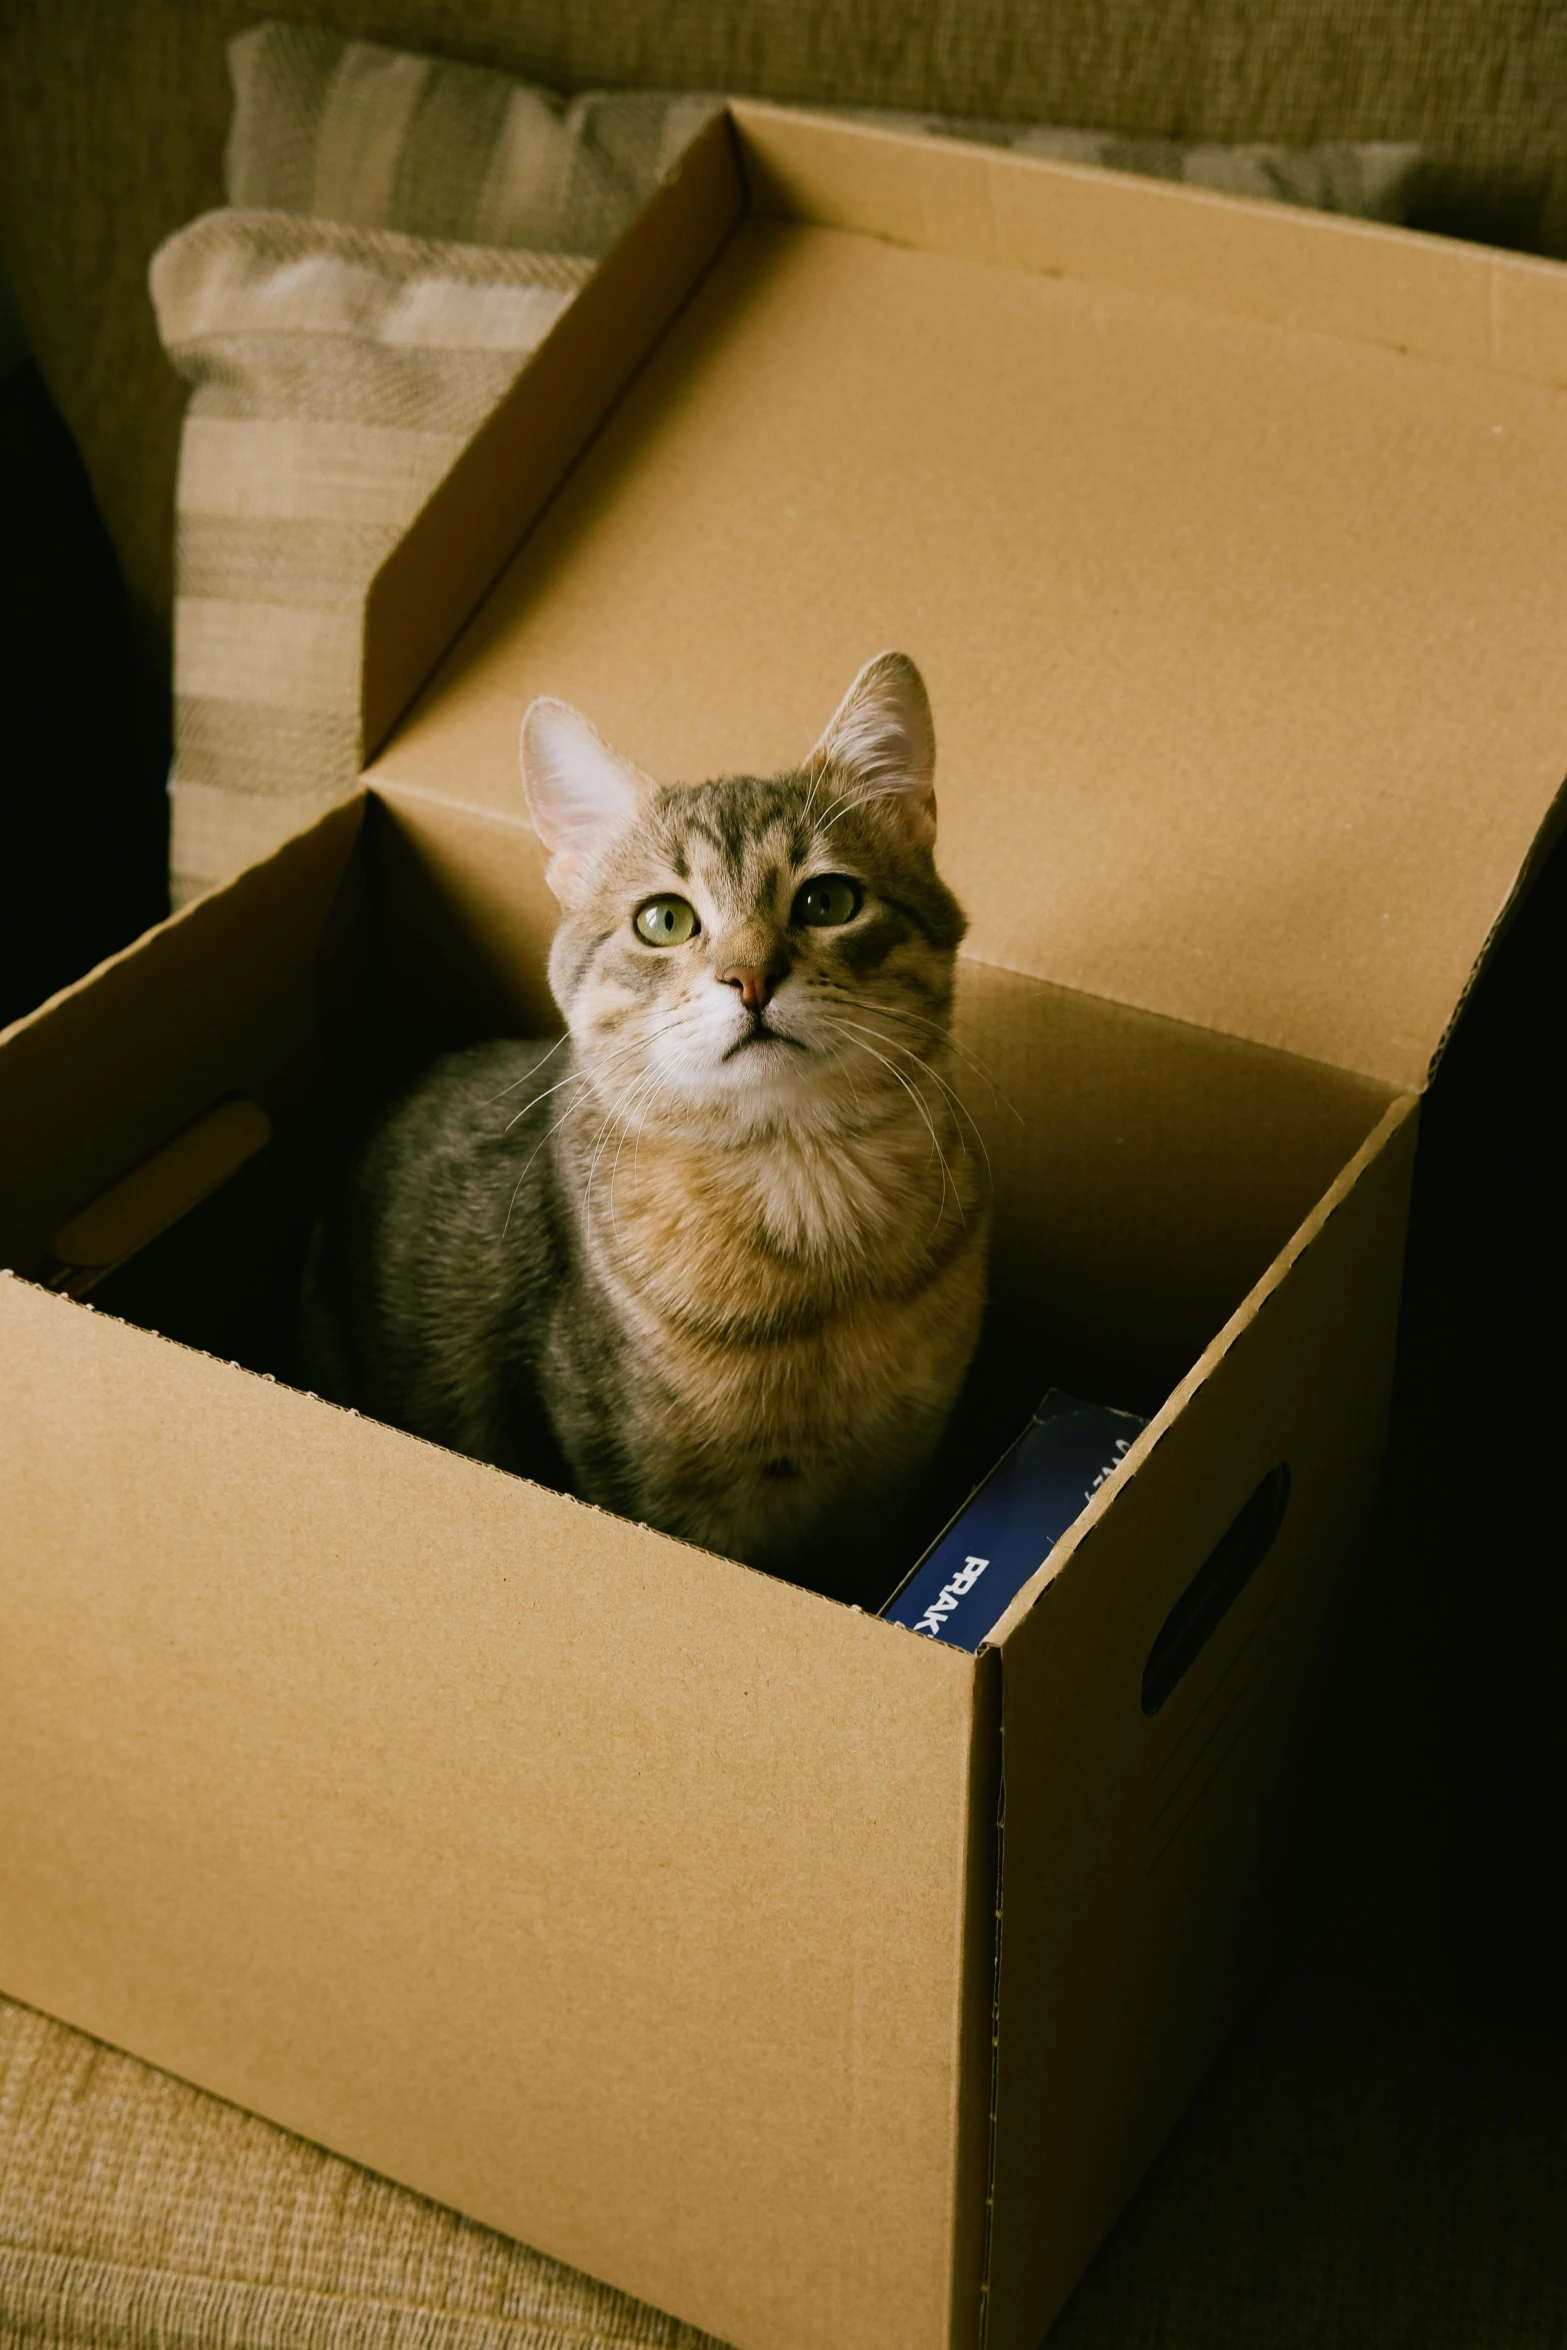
[610,1069,671,1242]
[629,1062,683,1188]
[810,982,1024,1120]
[503,1087,590,1236]
[582,1047,676,1227]
[828,1011,988,1155]
[583,1078,642,1203]
[606,1101,642,1246]
[501,1061,596,1134]
[524,1009,694,1146]
[854,1003,1006,1094]
[808,981,984,1113]
[485,1029,569,1106]
[592,1066,657,1212]
[820,1020,963,1238]
[810,782,876,836]
[593,1084,657,1238]
[502,1027,668,1234]
[580,1105,625,1224]
[500,1023,660,1135]
[818,1012,958,1160]
[591,1011,703,1132]
[799,751,850,830]
[830,1015,995,1193]
[883,1019,1018,1114]
[814,779,903,837]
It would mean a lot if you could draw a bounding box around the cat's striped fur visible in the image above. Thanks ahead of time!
[303,654,988,1592]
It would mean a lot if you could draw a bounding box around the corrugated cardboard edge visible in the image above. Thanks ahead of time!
[731,99,1567,388]
[980,1089,1421,1652]
[973,1679,1009,2350]
[0,799,370,1285]
[0,797,368,1062]
[949,1644,1003,2350]
[359,109,745,760]
[1423,767,1567,1083]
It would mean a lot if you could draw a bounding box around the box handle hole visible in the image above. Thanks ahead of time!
[1141,1463,1291,1715]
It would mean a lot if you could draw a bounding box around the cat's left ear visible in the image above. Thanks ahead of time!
[810,651,937,848]
[520,698,654,902]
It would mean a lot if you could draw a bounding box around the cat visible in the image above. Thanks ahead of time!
[302,651,989,1599]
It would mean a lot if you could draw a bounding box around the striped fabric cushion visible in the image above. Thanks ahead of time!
[833,109,1425,219]
[151,213,591,903]
[227,22,727,259]
[227,20,1425,239]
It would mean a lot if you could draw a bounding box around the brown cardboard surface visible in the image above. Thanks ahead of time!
[0,1264,993,2350]
[0,800,364,1284]
[370,784,560,1044]
[371,145,1567,1094]
[52,1099,272,1278]
[913,961,1390,1404]
[981,1095,1419,2346]
[733,103,1567,384]
[361,112,743,762]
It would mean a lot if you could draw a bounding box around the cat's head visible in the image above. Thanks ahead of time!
[519,652,967,1138]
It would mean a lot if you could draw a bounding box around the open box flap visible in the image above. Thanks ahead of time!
[366,107,1567,1095]
[359,110,744,762]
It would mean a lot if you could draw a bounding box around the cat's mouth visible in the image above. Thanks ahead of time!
[721,1020,807,1062]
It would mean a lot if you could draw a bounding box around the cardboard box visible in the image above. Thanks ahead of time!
[6,105,1567,2350]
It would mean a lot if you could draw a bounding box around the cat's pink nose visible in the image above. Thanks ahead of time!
[722,962,779,1012]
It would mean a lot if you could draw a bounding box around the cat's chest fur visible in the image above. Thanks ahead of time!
[546,1096,988,1570]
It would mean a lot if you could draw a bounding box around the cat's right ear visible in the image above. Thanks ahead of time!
[810,651,938,849]
[520,699,650,902]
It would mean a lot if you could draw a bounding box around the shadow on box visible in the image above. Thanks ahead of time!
[75,783,1392,1628]
[0,360,168,1030]
[1353,814,1567,2035]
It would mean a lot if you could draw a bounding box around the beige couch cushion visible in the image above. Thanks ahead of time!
[149,206,590,902]
[225,20,1424,243]
[0,1992,727,2349]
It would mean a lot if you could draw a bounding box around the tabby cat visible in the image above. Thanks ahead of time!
[302,652,988,1596]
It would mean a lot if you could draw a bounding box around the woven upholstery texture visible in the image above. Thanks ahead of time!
[227,19,1423,244]
[150,206,589,898]
[228,26,729,251]
[1,0,1562,673]
[0,1993,727,2350]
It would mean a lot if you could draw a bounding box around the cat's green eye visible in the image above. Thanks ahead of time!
[792,875,862,928]
[634,894,699,947]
